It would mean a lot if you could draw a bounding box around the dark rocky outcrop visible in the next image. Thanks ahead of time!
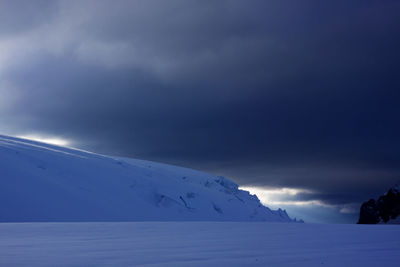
[358,186,400,224]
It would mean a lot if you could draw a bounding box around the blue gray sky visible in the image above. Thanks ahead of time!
[1,0,400,223]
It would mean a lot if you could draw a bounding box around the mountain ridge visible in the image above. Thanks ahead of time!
[0,134,299,222]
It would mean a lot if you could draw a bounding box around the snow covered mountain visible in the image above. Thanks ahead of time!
[0,135,297,222]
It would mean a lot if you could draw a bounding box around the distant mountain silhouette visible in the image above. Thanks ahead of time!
[358,185,400,224]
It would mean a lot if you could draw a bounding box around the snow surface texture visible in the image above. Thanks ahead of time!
[1,222,399,267]
[0,135,296,222]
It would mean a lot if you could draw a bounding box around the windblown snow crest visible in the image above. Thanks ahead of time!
[0,135,298,222]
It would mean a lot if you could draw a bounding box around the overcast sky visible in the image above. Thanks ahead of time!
[1,0,400,223]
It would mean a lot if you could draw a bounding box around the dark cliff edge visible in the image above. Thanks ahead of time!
[358,185,400,224]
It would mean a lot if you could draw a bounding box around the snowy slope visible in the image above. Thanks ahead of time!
[0,135,296,222]
[1,222,399,266]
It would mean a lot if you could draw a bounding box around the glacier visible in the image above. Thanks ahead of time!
[0,135,296,222]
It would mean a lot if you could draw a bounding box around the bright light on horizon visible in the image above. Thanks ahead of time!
[17,135,71,147]
[240,186,360,223]
[239,186,321,207]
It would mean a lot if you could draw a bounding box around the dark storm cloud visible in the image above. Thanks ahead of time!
[0,0,57,37]
[1,0,400,220]
[277,191,367,207]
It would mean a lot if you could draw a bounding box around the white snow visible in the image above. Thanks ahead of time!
[0,134,295,222]
[1,135,399,266]
[0,222,399,266]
